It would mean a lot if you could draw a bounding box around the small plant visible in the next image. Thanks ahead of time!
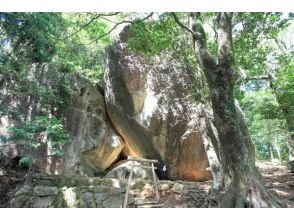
[19,156,33,168]
[9,115,69,161]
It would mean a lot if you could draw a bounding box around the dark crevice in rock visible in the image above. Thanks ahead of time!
[79,87,86,96]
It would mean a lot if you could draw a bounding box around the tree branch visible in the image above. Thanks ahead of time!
[88,12,154,45]
[274,37,287,54]
[65,12,121,39]
[217,12,234,65]
[244,75,269,81]
[171,12,196,36]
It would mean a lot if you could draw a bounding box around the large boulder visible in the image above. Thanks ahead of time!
[63,74,125,176]
[105,160,153,180]
[0,64,125,176]
[104,27,212,181]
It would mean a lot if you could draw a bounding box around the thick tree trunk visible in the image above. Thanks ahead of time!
[188,12,284,207]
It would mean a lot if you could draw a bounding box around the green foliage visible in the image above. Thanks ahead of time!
[55,13,111,85]
[241,90,289,162]
[127,13,182,57]
[9,115,69,157]
[274,52,294,122]
[233,13,293,77]
[19,156,33,168]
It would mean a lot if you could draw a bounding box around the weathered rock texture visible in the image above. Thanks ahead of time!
[63,75,124,176]
[0,65,125,176]
[104,27,212,181]
[1,27,218,181]
[9,173,209,208]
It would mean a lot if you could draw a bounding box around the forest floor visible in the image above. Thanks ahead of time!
[0,157,294,208]
[256,161,294,208]
[0,156,27,208]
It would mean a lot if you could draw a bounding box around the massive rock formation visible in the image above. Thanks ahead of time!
[62,75,124,176]
[0,65,125,176]
[104,27,213,181]
[1,27,219,182]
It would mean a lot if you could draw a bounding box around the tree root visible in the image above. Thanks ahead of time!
[205,171,286,208]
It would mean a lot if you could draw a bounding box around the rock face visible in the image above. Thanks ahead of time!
[1,27,217,182]
[63,75,124,176]
[0,65,125,176]
[104,27,212,181]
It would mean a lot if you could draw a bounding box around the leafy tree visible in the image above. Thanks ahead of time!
[241,90,289,162]
[126,12,294,207]
[0,12,112,169]
[9,115,69,158]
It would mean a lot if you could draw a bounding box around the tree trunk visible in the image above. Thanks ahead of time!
[268,143,274,162]
[188,12,284,207]
[285,116,294,172]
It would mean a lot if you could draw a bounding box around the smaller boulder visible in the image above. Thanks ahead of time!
[159,183,170,191]
[15,185,33,197]
[171,183,184,194]
[80,192,96,208]
[102,193,127,208]
[34,186,58,196]
[105,160,153,180]
[10,195,32,208]
[33,196,54,208]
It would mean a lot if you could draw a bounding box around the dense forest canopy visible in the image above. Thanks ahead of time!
[0,12,293,207]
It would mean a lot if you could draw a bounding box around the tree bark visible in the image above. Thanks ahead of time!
[184,12,284,207]
[285,116,294,172]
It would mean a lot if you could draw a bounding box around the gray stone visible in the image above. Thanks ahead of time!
[32,196,54,208]
[111,187,126,196]
[34,186,58,196]
[80,192,96,208]
[171,183,184,194]
[10,195,32,208]
[14,185,33,196]
[102,194,125,208]
[93,186,111,194]
[95,192,109,203]
[159,183,170,191]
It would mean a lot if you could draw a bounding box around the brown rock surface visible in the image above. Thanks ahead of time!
[104,27,212,181]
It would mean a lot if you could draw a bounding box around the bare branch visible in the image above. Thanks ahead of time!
[88,12,154,45]
[65,12,121,39]
[244,75,269,81]
[90,20,132,44]
[171,12,196,36]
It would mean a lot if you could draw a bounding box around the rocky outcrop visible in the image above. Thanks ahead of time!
[1,27,218,182]
[104,27,212,181]
[63,75,124,176]
[0,65,125,176]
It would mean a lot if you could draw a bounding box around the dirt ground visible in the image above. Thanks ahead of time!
[0,156,27,208]
[0,157,293,208]
[156,161,294,208]
[256,161,294,208]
